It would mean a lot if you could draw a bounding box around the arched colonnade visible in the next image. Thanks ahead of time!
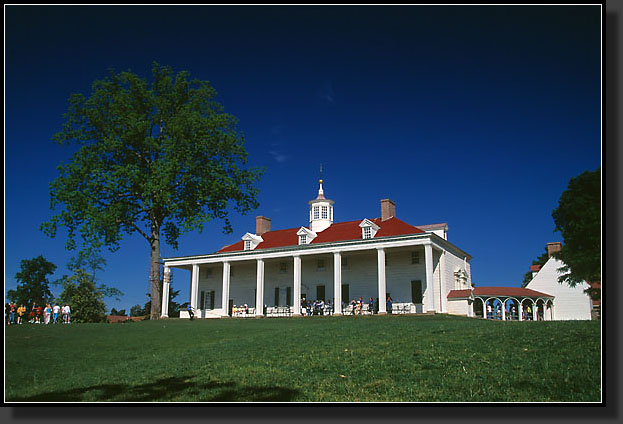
[473,296,553,321]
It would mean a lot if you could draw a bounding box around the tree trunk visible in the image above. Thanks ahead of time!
[149,222,162,320]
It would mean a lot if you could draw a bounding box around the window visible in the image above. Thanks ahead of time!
[411,280,423,304]
[286,287,292,306]
[274,287,280,306]
[316,285,325,301]
[363,226,372,239]
[321,206,328,219]
[313,206,320,219]
[342,257,348,268]
[317,259,325,271]
[207,291,215,309]
[244,240,251,250]
[299,234,307,245]
[342,284,349,304]
[279,262,287,274]
[411,251,420,264]
[205,268,213,278]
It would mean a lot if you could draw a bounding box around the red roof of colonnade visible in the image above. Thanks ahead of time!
[447,287,554,299]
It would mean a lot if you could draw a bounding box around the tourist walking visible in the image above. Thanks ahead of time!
[65,304,71,324]
[369,298,374,315]
[386,295,393,314]
[187,303,194,320]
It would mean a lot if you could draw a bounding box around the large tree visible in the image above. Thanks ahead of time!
[42,63,262,319]
[8,256,56,308]
[551,168,601,287]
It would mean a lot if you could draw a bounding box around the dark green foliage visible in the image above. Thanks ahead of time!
[7,256,56,308]
[521,246,550,287]
[130,304,144,317]
[41,62,263,318]
[56,269,123,323]
[4,315,600,402]
[552,168,601,287]
[55,253,123,323]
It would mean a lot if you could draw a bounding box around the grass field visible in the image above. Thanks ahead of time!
[4,314,601,402]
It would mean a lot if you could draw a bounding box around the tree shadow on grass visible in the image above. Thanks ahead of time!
[8,375,300,402]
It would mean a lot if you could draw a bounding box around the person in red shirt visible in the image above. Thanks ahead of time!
[36,305,43,324]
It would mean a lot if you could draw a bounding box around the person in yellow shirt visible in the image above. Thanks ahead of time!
[16,304,26,325]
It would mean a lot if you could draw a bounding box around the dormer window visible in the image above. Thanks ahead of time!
[358,219,380,240]
[241,233,263,251]
[297,227,317,245]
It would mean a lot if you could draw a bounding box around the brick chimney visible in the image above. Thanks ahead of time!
[380,199,396,222]
[256,216,271,236]
[547,242,562,258]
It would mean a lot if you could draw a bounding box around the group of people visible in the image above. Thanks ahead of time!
[5,301,71,325]
[486,303,540,320]
[301,298,333,316]
[299,295,394,316]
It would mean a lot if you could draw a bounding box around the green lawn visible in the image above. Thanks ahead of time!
[4,314,601,402]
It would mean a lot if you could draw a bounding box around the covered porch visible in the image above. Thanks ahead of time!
[162,236,448,319]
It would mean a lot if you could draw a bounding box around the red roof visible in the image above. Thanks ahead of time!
[447,287,553,299]
[530,265,541,272]
[218,217,424,253]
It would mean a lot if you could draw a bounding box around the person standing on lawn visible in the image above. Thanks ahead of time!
[65,304,71,324]
[369,298,374,315]
[187,303,194,320]
[44,304,52,325]
[16,304,25,325]
[52,303,60,323]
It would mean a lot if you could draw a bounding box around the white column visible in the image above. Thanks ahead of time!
[221,262,230,317]
[424,242,435,313]
[532,301,537,321]
[519,301,524,321]
[439,250,447,313]
[333,252,342,316]
[255,259,264,317]
[161,267,171,318]
[502,301,506,321]
[190,264,199,310]
[377,248,387,314]
[482,299,486,319]
[293,256,301,316]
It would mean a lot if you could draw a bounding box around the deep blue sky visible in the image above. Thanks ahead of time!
[5,5,601,313]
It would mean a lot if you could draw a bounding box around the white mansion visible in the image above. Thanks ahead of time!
[161,180,478,318]
[161,180,594,320]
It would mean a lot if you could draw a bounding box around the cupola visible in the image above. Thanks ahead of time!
[308,179,334,233]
